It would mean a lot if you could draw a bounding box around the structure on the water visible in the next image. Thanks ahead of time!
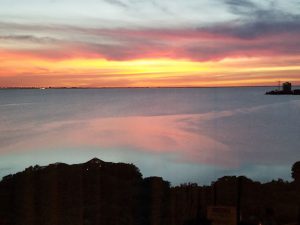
[266,82,300,95]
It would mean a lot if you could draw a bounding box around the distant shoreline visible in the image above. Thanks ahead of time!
[1,85,300,90]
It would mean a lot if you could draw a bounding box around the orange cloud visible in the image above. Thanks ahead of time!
[1,24,300,88]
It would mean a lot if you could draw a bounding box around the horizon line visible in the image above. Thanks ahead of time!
[1,85,299,89]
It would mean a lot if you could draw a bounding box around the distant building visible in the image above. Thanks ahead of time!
[282,82,292,92]
[266,81,299,95]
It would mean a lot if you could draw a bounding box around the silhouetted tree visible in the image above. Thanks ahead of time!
[1,159,300,225]
[292,162,300,183]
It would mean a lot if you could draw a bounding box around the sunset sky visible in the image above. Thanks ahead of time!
[1,0,300,87]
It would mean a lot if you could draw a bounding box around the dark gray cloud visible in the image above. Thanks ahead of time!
[103,0,128,8]
[202,17,300,39]
[0,35,59,43]
[224,0,259,15]
[210,0,300,39]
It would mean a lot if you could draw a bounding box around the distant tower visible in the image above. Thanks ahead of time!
[282,82,292,92]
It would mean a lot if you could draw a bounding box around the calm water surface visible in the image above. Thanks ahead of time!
[0,87,299,185]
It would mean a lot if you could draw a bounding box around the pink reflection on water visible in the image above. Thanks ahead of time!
[4,111,250,166]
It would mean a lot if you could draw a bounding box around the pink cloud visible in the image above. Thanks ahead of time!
[2,22,300,62]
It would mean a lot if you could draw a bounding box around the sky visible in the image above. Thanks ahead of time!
[0,0,300,87]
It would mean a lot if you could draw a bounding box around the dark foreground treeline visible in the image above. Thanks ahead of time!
[0,158,300,225]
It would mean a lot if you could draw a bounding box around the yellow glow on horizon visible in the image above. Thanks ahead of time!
[1,51,300,87]
[52,58,213,75]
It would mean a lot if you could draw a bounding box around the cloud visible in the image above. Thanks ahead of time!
[1,0,300,63]
[2,26,300,62]
[104,0,128,8]
[220,0,300,38]
[224,0,259,15]
[0,35,58,43]
[78,27,300,61]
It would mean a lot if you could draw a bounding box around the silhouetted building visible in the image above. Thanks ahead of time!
[282,82,292,92]
[266,81,299,95]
